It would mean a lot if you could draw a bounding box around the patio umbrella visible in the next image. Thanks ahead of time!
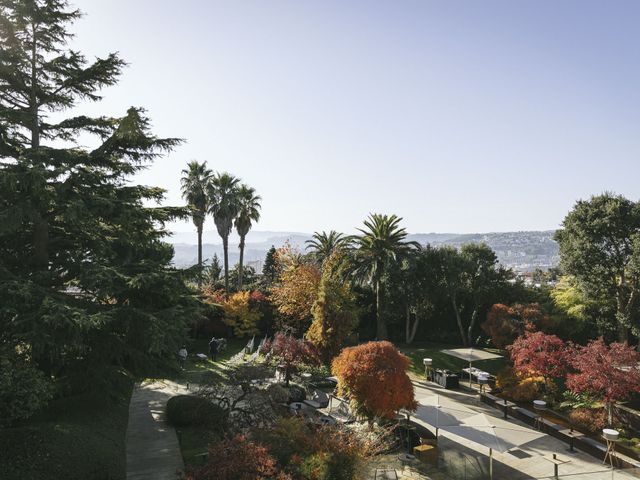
[438,413,546,479]
[441,348,503,387]
[414,395,478,438]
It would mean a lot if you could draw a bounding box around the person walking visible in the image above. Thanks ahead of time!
[209,337,219,362]
[178,345,188,369]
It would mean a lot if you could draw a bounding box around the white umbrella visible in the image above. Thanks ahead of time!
[414,395,477,438]
[441,348,502,387]
[439,413,546,479]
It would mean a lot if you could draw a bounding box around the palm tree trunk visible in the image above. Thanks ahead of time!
[238,235,245,290]
[197,223,203,267]
[376,279,387,340]
[223,235,230,294]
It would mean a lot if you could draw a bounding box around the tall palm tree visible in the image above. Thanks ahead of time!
[349,214,419,340]
[207,172,241,293]
[180,160,212,268]
[305,230,346,264]
[234,184,261,290]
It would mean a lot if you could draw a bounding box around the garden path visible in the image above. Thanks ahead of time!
[125,380,189,480]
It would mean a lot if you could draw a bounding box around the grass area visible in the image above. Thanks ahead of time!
[398,341,508,378]
[0,369,134,480]
[171,337,246,467]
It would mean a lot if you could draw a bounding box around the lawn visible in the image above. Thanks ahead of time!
[0,369,134,480]
[398,341,508,378]
[171,336,247,467]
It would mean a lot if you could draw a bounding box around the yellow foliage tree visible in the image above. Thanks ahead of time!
[222,291,261,337]
[270,258,321,334]
[307,253,358,364]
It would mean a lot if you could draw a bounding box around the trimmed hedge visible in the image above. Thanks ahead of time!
[166,395,227,432]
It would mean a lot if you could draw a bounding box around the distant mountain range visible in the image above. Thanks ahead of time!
[168,230,559,273]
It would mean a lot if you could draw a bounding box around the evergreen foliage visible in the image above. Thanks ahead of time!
[0,0,198,406]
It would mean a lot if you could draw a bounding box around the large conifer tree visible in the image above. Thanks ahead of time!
[0,0,195,383]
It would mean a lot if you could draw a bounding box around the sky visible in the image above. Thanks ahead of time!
[66,0,640,235]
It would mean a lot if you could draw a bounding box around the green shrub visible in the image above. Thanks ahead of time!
[0,352,53,427]
[287,385,306,403]
[166,395,227,432]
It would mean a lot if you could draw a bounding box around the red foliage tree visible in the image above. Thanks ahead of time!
[482,303,551,349]
[266,332,319,386]
[566,337,640,426]
[183,435,285,480]
[507,330,569,391]
[331,341,417,424]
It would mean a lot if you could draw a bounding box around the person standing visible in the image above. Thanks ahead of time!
[209,337,219,362]
[178,345,188,369]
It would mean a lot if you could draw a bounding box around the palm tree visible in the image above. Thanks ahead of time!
[207,172,241,293]
[234,184,261,290]
[305,230,346,264]
[180,160,212,268]
[349,214,419,340]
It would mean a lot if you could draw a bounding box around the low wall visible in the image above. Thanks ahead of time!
[480,392,640,469]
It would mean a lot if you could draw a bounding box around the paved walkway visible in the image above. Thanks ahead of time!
[126,380,189,480]
[411,380,637,479]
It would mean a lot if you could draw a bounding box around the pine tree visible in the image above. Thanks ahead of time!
[262,246,278,285]
[0,1,196,385]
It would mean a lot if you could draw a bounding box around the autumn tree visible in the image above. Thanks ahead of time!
[332,341,417,424]
[307,253,359,364]
[507,330,569,392]
[221,291,262,337]
[265,332,319,386]
[270,251,321,334]
[184,435,281,480]
[566,337,640,426]
[555,193,640,341]
[482,303,550,349]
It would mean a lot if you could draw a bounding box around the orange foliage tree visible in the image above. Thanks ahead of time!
[332,341,417,424]
[270,256,321,334]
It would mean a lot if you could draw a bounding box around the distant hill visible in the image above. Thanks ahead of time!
[169,230,559,273]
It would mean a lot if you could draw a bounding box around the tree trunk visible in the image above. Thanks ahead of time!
[468,309,479,347]
[616,280,630,343]
[375,279,387,340]
[607,401,613,427]
[223,235,229,294]
[30,25,49,270]
[238,235,245,290]
[197,223,203,267]
[452,294,467,346]
[405,306,419,344]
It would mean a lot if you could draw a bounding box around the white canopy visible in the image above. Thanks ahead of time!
[441,348,503,388]
[441,348,502,363]
[439,413,546,479]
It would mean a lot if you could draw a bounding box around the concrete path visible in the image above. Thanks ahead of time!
[126,380,189,480]
[411,381,637,479]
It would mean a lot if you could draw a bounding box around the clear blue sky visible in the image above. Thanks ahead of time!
[68,0,640,234]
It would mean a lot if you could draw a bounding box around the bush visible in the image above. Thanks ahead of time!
[287,385,306,403]
[0,351,53,427]
[569,408,608,434]
[495,367,544,403]
[256,417,365,480]
[166,395,227,432]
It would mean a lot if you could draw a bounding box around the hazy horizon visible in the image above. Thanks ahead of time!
[66,1,640,234]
